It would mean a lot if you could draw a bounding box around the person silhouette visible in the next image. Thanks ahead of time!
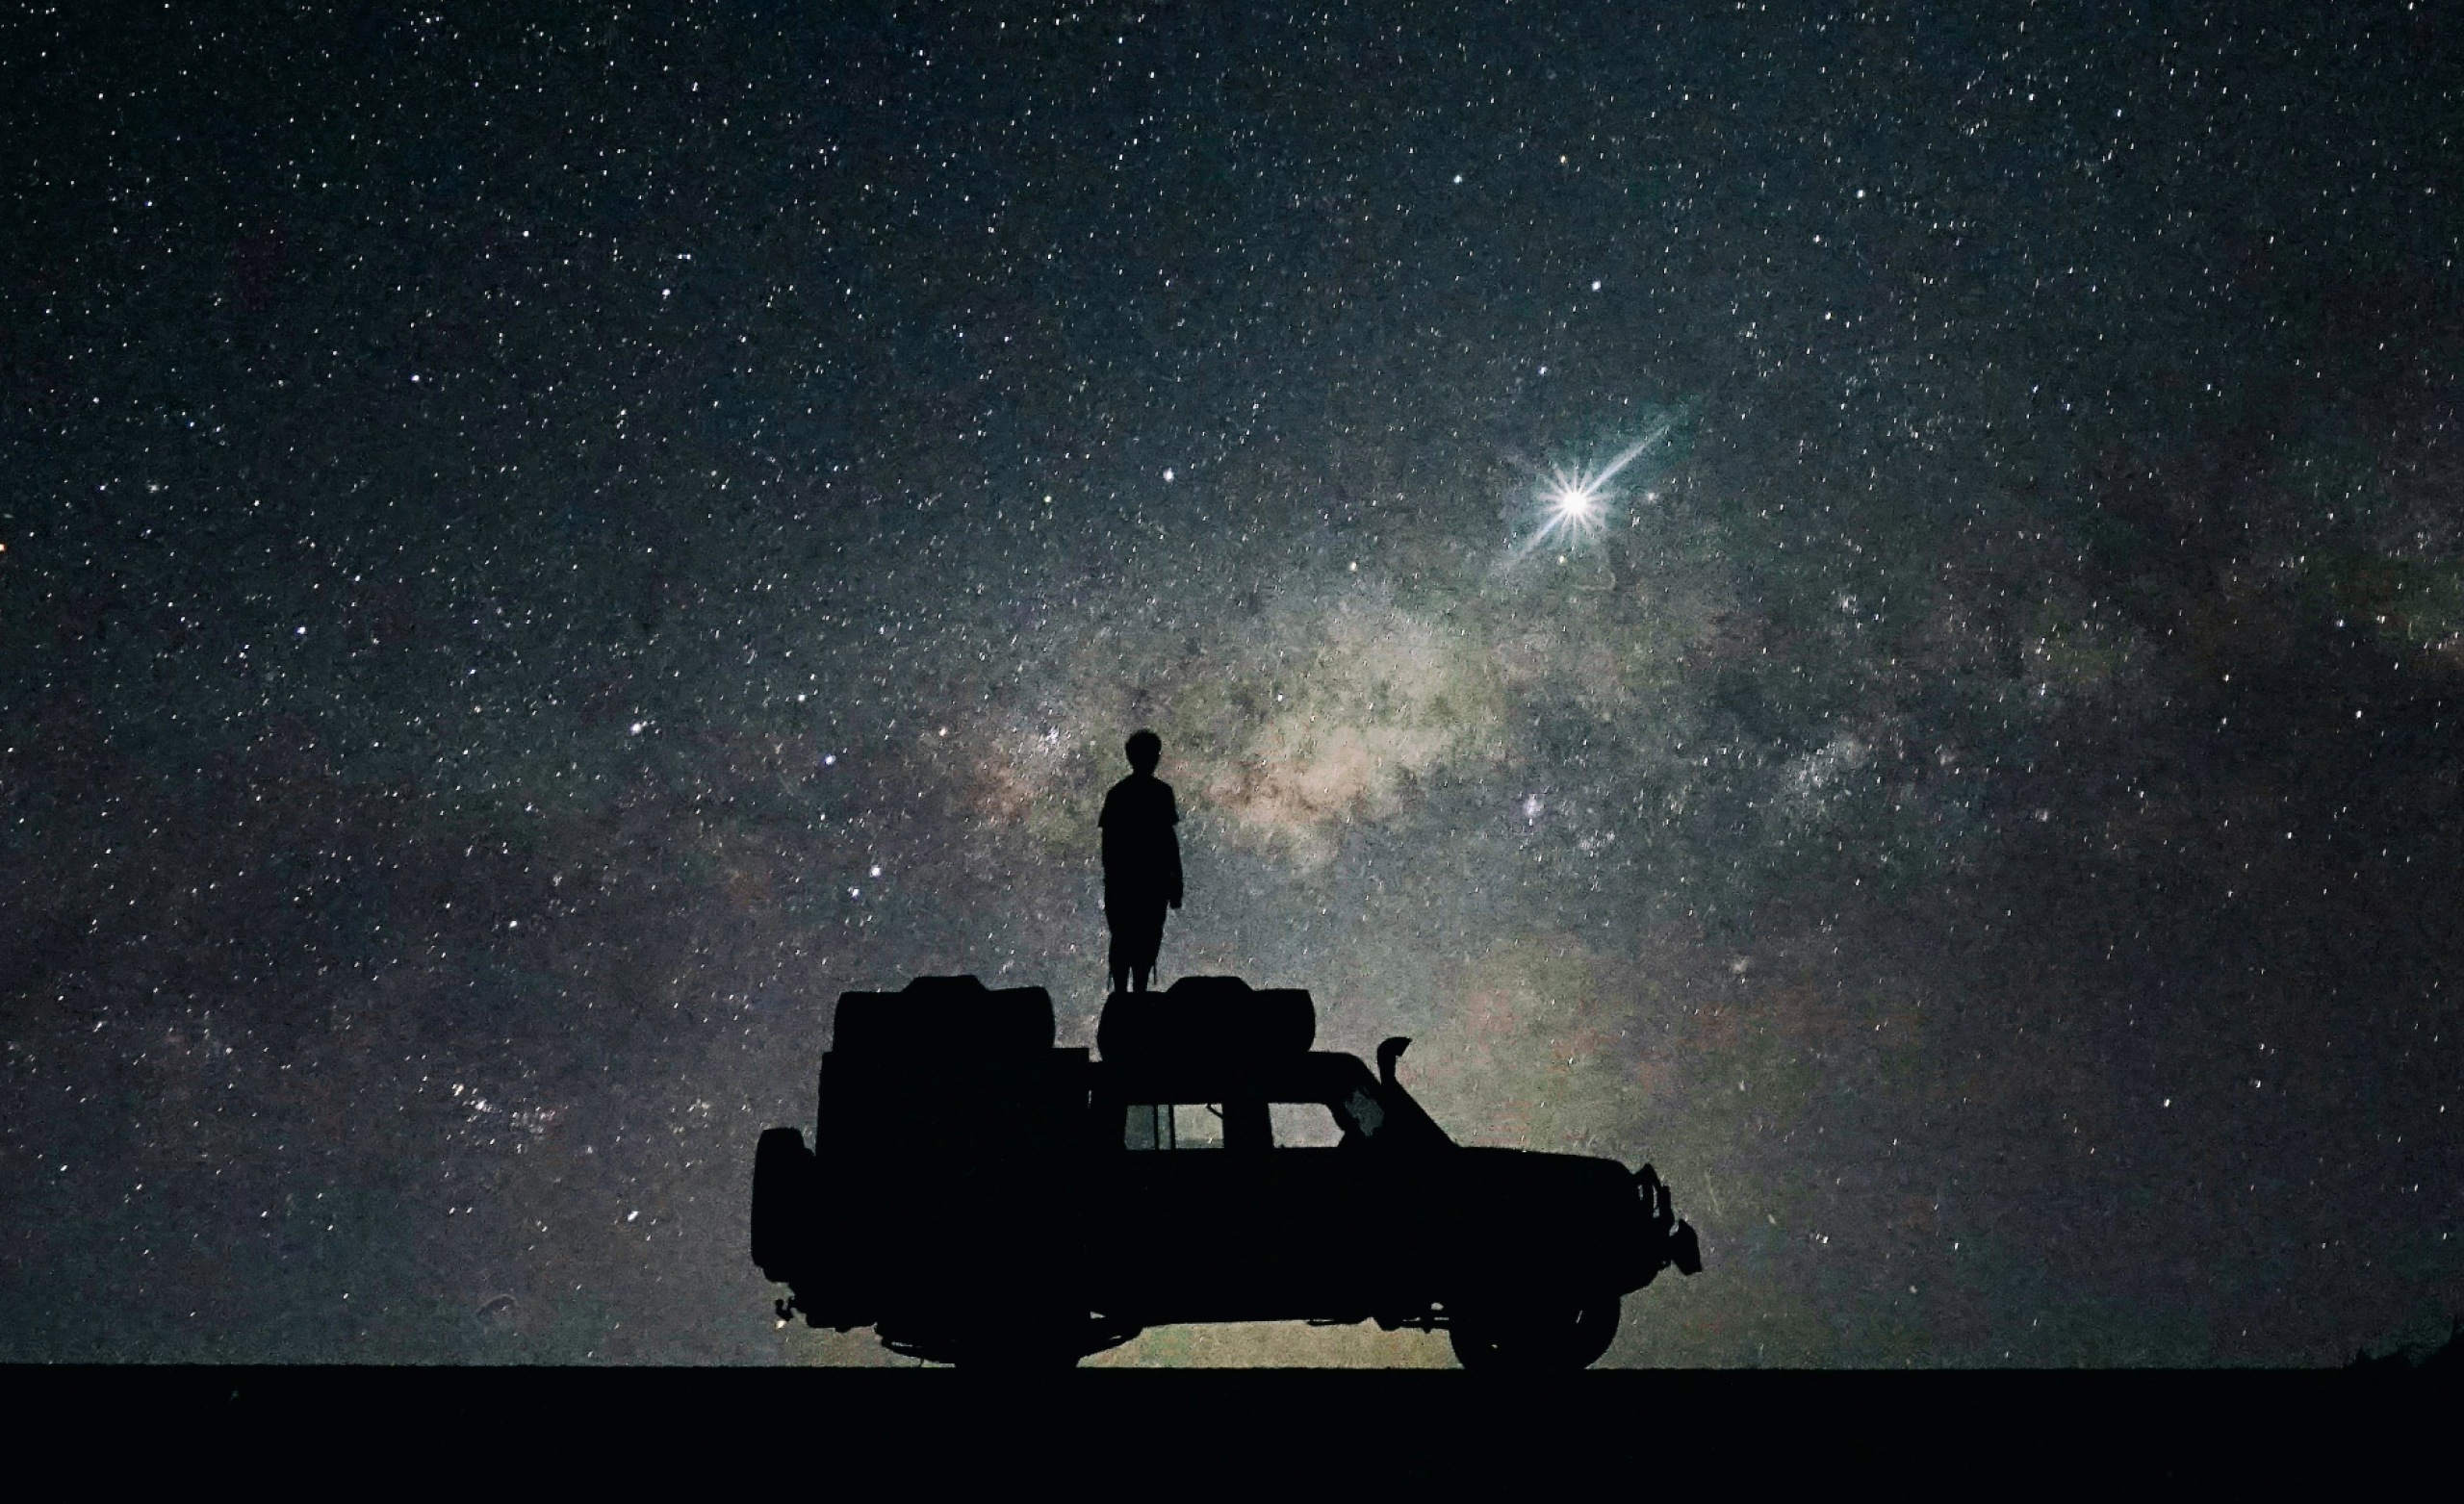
[1100,728,1182,993]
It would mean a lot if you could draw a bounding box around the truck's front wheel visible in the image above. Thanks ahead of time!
[1449,1294,1621,1371]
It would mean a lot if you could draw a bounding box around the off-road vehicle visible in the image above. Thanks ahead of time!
[750,974,1700,1367]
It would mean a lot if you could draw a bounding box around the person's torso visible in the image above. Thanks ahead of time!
[1102,777,1177,873]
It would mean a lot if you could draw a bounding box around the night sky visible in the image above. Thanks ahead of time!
[6,1,2461,1366]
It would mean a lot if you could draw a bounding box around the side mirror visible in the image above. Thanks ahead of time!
[1376,1036,1412,1088]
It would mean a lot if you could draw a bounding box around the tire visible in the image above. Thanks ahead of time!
[750,1126,816,1283]
[886,1313,1103,1368]
[1450,1294,1622,1371]
[962,1332,1088,1370]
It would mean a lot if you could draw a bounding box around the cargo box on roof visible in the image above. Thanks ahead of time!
[830,975,1056,1057]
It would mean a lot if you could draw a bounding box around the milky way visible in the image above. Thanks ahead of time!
[5,3,2460,1365]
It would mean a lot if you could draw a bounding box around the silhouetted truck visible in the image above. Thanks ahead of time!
[750,974,1700,1367]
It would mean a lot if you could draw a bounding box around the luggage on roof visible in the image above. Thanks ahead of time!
[831,975,1056,1057]
[1096,975,1314,1063]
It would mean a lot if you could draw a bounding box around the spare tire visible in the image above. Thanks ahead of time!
[750,1126,816,1283]
[1098,976,1315,1063]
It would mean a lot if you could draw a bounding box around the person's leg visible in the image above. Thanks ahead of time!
[1107,909,1132,995]
[1128,909,1166,993]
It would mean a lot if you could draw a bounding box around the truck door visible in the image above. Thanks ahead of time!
[1245,1099,1384,1317]
[1106,1095,1382,1323]
[1109,1099,1253,1321]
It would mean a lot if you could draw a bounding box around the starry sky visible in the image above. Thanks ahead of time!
[5,1,2461,1366]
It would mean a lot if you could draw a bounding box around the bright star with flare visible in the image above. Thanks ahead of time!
[1511,415,1679,562]
[1546,474,1604,524]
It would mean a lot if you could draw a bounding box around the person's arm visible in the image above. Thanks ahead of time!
[1165,788,1183,906]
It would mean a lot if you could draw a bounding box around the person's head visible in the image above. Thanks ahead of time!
[1125,728,1162,774]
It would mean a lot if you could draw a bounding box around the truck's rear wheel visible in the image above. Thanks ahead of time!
[1449,1294,1621,1371]
[750,1126,816,1283]
[964,1330,1088,1369]
[884,1313,1112,1368]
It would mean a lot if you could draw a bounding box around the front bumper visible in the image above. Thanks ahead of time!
[1635,1163,1704,1278]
